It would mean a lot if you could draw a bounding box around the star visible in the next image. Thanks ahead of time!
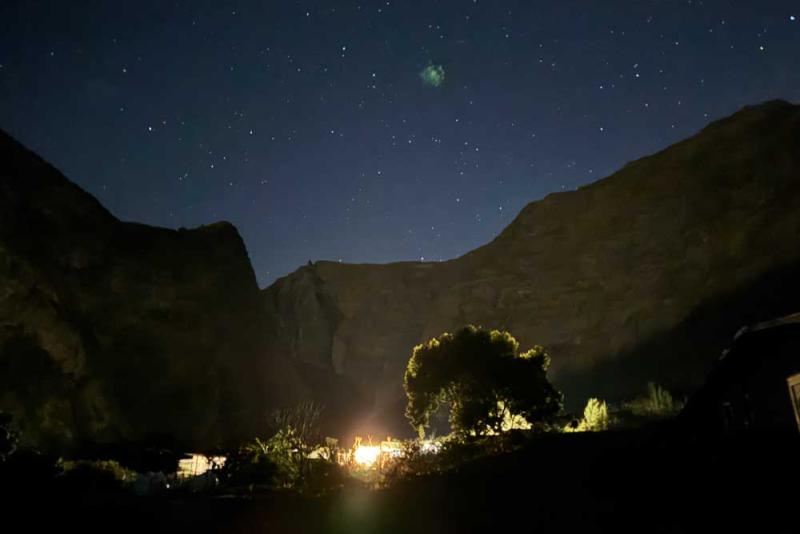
[5,0,800,290]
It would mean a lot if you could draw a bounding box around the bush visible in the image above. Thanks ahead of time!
[564,398,609,432]
[221,437,282,490]
[379,433,529,487]
[269,401,325,487]
[271,401,323,451]
[222,429,347,495]
[58,460,137,492]
[380,439,454,485]
[303,457,349,495]
[624,383,681,417]
[582,398,610,431]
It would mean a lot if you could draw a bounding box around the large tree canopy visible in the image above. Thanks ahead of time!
[404,325,563,437]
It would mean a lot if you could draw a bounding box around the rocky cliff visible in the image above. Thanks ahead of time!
[3,100,798,448]
[0,129,300,452]
[264,100,800,434]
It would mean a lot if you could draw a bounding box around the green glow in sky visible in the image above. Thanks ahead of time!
[419,64,445,87]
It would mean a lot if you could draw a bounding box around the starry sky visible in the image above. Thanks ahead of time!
[1,1,798,286]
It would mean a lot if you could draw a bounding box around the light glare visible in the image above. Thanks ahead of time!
[353,445,381,466]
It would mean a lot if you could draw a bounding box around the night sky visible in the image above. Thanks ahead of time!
[1,1,798,286]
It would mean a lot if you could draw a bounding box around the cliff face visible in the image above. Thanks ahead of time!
[264,100,800,433]
[0,130,295,451]
[3,100,799,448]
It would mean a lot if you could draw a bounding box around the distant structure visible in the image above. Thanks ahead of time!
[680,312,800,434]
[177,453,226,478]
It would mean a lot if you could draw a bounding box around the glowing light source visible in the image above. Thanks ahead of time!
[420,64,445,87]
[353,445,381,467]
[420,440,441,454]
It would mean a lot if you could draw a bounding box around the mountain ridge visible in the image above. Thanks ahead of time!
[264,99,800,434]
[1,99,798,447]
[0,127,300,451]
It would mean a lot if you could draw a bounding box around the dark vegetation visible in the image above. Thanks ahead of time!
[0,411,19,461]
[5,324,780,533]
[3,101,800,449]
[221,401,351,495]
[2,102,800,532]
[404,326,562,437]
[263,99,800,428]
[0,128,275,451]
[3,423,797,533]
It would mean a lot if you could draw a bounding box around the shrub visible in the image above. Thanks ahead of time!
[565,398,609,432]
[221,437,282,489]
[625,383,681,417]
[269,401,325,486]
[582,398,609,431]
[303,457,348,495]
[271,401,323,450]
[379,433,531,487]
[222,429,348,495]
[58,460,137,492]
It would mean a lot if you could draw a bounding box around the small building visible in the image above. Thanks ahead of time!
[177,453,226,478]
[680,312,800,434]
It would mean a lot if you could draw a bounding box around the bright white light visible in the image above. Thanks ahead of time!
[354,445,381,466]
[178,454,226,478]
[420,440,441,454]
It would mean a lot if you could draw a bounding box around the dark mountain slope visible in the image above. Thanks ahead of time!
[0,130,301,451]
[264,100,800,433]
[2,99,797,446]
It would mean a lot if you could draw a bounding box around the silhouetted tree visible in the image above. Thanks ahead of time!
[223,401,326,491]
[404,325,562,437]
[271,400,324,450]
[270,400,325,484]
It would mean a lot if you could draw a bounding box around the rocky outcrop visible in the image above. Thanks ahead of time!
[0,129,296,451]
[264,100,800,434]
[3,100,798,447]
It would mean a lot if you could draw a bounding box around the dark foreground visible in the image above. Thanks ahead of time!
[5,428,796,533]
